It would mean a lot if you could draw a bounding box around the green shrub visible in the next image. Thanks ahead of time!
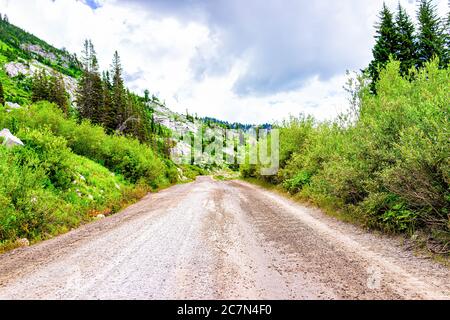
[246,59,449,244]
[0,101,173,187]
[0,102,181,250]
[283,170,311,194]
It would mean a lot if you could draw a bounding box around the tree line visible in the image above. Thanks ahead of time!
[31,69,69,114]
[29,40,161,144]
[76,40,154,142]
[368,0,450,91]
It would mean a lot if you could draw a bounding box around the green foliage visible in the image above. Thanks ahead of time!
[367,1,449,90]
[283,171,312,194]
[32,69,69,114]
[0,130,130,246]
[240,163,257,179]
[0,19,184,252]
[0,101,179,249]
[76,40,105,125]
[0,46,32,105]
[76,43,154,143]
[179,164,206,180]
[368,4,398,89]
[277,115,315,168]
[248,60,449,246]
[0,102,174,187]
[416,0,447,68]
[395,4,417,75]
[0,16,82,77]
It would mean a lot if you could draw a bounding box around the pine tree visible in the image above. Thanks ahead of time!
[416,0,446,67]
[31,69,49,102]
[0,80,5,106]
[368,3,399,90]
[76,40,104,123]
[395,4,417,74]
[49,74,69,115]
[111,51,126,131]
[77,40,93,119]
[101,71,114,132]
[31,69,70,114]
[89,54,105,124]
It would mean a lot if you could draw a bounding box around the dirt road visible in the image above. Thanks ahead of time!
[0,177,448,300]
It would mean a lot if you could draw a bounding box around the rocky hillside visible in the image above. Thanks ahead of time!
[0,16,252,172]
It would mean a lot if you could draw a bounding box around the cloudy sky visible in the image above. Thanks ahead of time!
[0,0,448,123]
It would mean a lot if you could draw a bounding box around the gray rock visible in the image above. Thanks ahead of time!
[0,129,24,148]
[4,62,30,77]
[5,102,22,111]
[21,43,57,62]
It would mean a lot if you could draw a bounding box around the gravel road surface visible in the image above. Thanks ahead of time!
[0,177,448,300]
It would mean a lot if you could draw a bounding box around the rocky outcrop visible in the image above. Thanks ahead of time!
[3,61,78,102]
[21,43,57,62]
[4,61,30,77]
[0,129,24,148]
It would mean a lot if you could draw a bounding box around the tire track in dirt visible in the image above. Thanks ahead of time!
[0,177,447,299]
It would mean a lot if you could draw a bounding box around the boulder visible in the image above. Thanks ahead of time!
[0,129,24,148]
[5,102,22,111]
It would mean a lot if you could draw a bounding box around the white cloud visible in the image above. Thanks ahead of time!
[0,0,448,124]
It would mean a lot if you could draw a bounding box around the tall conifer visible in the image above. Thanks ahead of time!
[111,51,126,130]
[416,0,446,67]
[368,3,399,90]
[395,4,417,74]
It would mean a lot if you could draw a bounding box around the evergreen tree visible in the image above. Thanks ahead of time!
[416,0,446,67]
[368,3,399,90]
[77,40,93,119]
[101,71,114,132]
[395,4,417,74]
[89,54,105,124]
[0,80,4,106]
[49,74,69,115]
[111,51,126,130]
[31,69,49,103]
[76,40,104,123]
[32,69,70,114]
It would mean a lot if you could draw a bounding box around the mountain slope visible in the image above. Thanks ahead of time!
[0,17,184,252]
